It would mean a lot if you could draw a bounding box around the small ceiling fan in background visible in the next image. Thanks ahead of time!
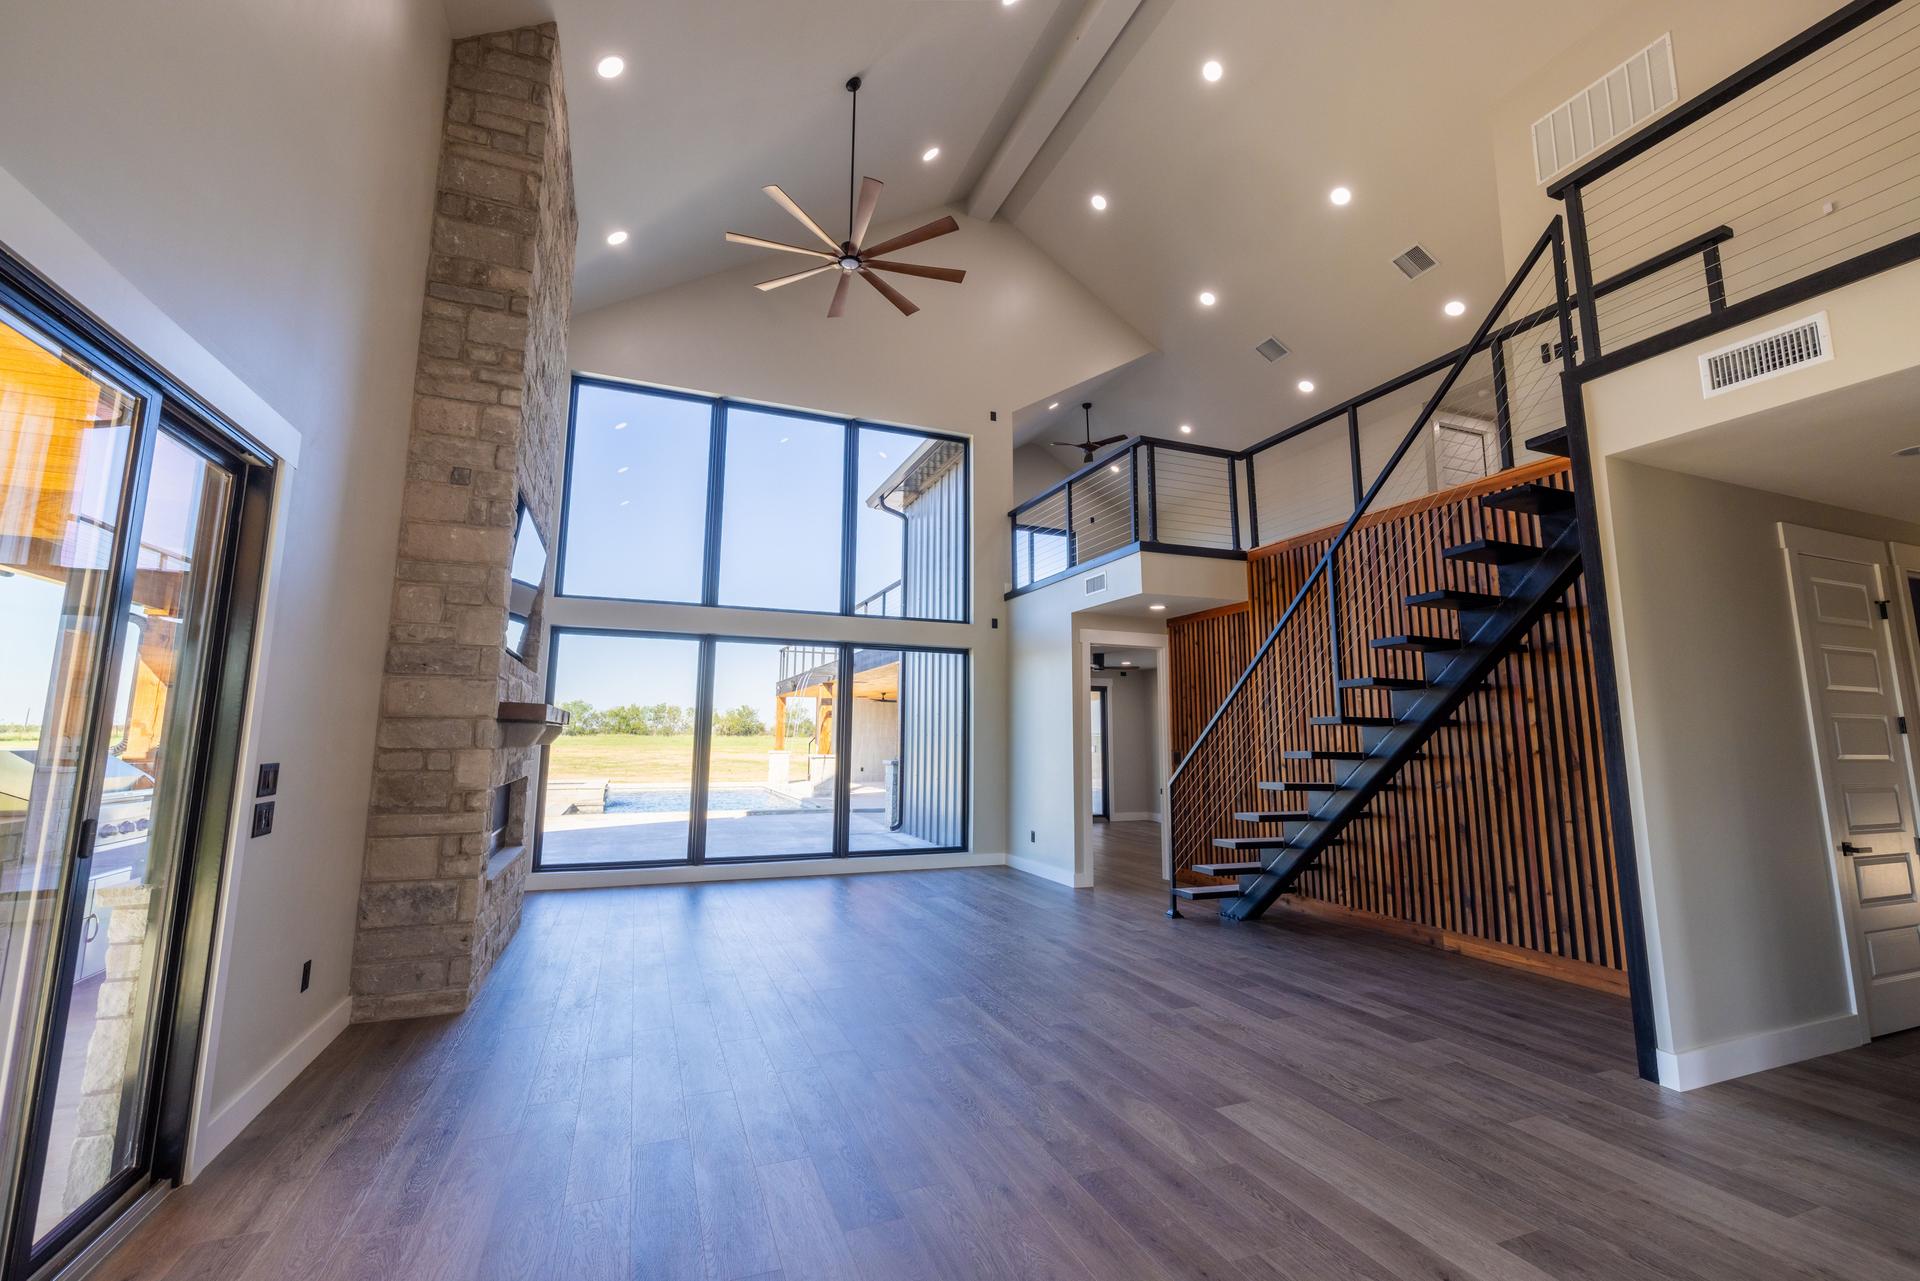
[1054,403,1125,462]
[725,76,966,318]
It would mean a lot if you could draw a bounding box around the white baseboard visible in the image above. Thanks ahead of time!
[1656,1011,1866,1090]
[528,850,1003,891]
[1110,811,1160,823]
[1007,854,1088,887]
[188,994,350,1178]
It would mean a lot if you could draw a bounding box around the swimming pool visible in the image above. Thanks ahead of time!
[605,786,811,815]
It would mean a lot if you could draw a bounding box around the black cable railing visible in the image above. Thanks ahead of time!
[1550,0,1920,376]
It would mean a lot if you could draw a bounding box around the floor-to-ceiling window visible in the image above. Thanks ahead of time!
[536,378,971,870]
[0,260,267,1276]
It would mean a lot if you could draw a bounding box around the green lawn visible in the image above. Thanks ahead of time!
[547,733,805,785]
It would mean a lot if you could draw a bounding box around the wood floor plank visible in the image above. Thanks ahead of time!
[98,824,1920,1281]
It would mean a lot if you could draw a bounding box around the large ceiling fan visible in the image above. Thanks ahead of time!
[725,76,965,318]
[1054,402,1125,462]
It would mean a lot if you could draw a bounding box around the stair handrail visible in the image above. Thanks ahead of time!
[1168,220,1564,800]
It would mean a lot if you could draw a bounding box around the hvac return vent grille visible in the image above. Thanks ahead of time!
[1699,312,1832,397]
[1083,572,1109,596]
[1255,337,1290,363]
[1392,244,1437,279]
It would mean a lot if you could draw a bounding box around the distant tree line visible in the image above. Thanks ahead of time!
[557,699,815,739]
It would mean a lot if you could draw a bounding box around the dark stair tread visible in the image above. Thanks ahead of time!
[1234,810,1313,823]
[1444,538,1540,566]
[1481,481,1574,515]
[1404,589,1503,611]
[1283,749,1368,760]
[1213,835,1304,850]
[1258,779,1350,792]
[1192,861,1265,876]
[1174,884,1242,900]
[1526,427,1569,457]
[1309,714,1399,728]
[1337,676,1426,691]
[1370,634,1461,652]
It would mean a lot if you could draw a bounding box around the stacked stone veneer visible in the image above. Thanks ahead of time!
[352,23,576,1021]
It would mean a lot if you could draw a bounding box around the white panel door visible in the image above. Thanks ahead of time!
[1784,536,1920,1036]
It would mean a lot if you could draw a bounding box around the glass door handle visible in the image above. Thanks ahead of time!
[76,816,96,864]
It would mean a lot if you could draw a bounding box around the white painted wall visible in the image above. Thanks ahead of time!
[567,210,1152,866]
[1598,460,1920,1085]
[0,0,449,1167]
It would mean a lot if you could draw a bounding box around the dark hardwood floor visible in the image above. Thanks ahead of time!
[103,822,1920,1280]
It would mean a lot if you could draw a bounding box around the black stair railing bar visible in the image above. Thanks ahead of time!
[1182,269,1570,903]
[1164,219,1568,916]
[1550,0,1920,372]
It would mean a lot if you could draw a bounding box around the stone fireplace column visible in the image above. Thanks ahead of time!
[352,22,575,1020]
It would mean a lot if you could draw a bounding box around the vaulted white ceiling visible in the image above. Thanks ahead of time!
[449,0,1619,454]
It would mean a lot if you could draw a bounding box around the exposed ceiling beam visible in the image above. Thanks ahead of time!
[966,0,1144,222]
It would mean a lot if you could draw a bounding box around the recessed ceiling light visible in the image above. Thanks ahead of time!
[619,499,630,506]
[617,465,629,474]
[596,55,625,79]
[922,146,941,163]
[606,230,629,246]
[1198,290,1217,307]
[1149,603,1167,611]
[779,437,789,444]
[1202,60,1224,82]
[1444,299,1467,317]
[1329,186,1352,206]
[1120,660,1133,667]
[1178,423,1193,434]
[1297,379,1316,394]
[612,421,627,431]
[1048,401,1060,410]
[1001,0,1018,7]
[878,451,888,460]
[1090,193,1108,211]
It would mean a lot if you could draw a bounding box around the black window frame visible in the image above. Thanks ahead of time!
[555,375,971,623]
[535,627,970,871]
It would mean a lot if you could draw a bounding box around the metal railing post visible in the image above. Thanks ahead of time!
[1491,341,1515,470]
[1245,454,1261,549]
[1563,185,1603,362]
[1145,445,1159,543]
[1227,456,1241,551]
[1702,243,1728,313]
[1064,482,1075,568]
[1346,407,1363,506]
[1128,445,1140,545]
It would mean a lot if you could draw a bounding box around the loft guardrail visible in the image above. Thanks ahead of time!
[1007,227,1732,596]
[1550,0,1920,376]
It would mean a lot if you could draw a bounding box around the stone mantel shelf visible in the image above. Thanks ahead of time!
[498,701,569,748]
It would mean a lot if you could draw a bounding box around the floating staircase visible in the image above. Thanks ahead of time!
[1174,479,1583,920]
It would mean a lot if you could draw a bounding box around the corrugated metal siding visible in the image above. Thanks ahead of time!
[898,649,966,847]
[900,445,967,622]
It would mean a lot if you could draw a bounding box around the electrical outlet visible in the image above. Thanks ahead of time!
[250,801,274,838]
[300,960,311,992]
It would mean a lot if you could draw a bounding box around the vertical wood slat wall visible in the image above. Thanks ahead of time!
[1166,459,1626,981]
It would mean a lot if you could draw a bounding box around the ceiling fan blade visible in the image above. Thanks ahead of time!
[850,177,884,251]
[860,215,959,261]
[828,272,853,319]
[1090,435,1127,449]
[864,260,966,284]
[756,264,837,292]
[859,268,919,317]
[726,232,836,260]
[763,185,843,252]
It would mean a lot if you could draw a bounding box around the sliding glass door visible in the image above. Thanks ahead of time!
[0,295,255,1275]
[539,632,967,868]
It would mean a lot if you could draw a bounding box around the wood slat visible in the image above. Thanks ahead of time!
[1167,460,1625,982]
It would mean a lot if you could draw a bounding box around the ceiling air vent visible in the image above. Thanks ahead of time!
[1392,244,1438,280]
[1699,312,1832,397]
[1083,572,1109,596]
[1255,337,1290,363]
